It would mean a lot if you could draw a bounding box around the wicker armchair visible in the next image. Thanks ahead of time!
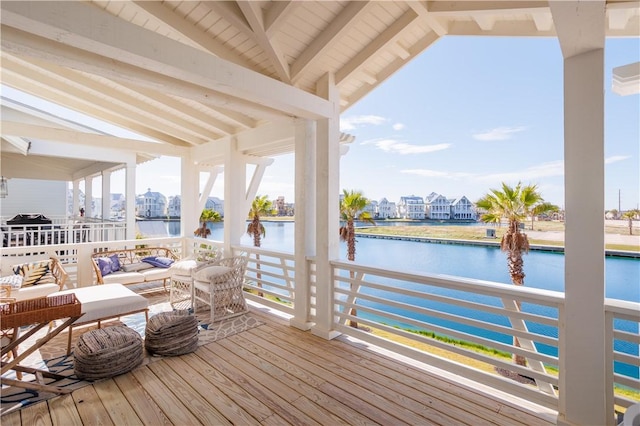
[191,256,248,322]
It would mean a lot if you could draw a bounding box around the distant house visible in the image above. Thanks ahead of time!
[398,195,425,220]
[449,196,476,220]
[364,200,378,218]
[167,195,181,218]
[204,196,224,217]
[378,198,397,219]
[425,192,450,220]
[136,188,167,218]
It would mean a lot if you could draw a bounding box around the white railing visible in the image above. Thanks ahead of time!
[2,239,638,418]
[327,259,562,410]
[236,244,296,316]
[1,220,127,247]
[606,299,640,411]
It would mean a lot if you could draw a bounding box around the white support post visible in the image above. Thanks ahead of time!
[84,177,93,217]
[101,170,111,220]
[291,118,316,331]
[181,155,198,242]
[559,47,608,426]
[223,137,246,256]
[311,73,341,340]
[125,163,136,240]
[72,179,80,218]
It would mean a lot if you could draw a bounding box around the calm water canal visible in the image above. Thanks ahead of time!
[168,220,639,377]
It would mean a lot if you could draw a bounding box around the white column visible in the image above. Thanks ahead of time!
[559,47,608,426]
[84,177,93,217]
[101,170,111,220]
[72,179,80,218]
[125,163,136,240]
[181,154,198,241]
[311,73,341,340]
[223,137,246,256]
[291,118,316,331]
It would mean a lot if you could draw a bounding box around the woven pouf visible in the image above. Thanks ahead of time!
[145,310,199,356]
[73,325,144,380]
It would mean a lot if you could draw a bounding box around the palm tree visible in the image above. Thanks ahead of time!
[476,182,543,366]
[247,195,275,247]
[247,195,276,297]
[621,209,639,235]
[529,202,560,230]
[339,190,375,328]
[194,208,221,238]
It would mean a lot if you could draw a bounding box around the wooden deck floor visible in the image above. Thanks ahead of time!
[2,307,556,426]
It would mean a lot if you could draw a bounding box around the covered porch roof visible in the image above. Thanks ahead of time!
[1,1,638,179]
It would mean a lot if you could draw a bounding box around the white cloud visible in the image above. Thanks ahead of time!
[392,122,405,131]
[472,126,527,141]
[605,155,630,164]
[401,169,473,179]
[362,138,451,155]
[478,160,564,182]
[340,115,387,131]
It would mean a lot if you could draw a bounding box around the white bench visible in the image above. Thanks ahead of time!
[51,284,149,355]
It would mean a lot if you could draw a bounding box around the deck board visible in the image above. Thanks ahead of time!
[3,307,556,426]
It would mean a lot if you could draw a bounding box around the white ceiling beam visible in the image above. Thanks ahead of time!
[1,67,193,147]
[343,31,440,110]
[129,1,258,71]
[114,83,239,135]
[608,7,635,29]
[236,1,291,83]
[406,1,449,36]
[532,13,554,31]
[1,60,209,145]
[0,27,303,122]
[2,121,188,157]
[612,62,640,96]
[446,20,555,36]
[265,1,298,36]
[2,135,30,155]
[428,1,549,15]
[474,15,497,31]
[291,1,372,83]
[0,1,333,119]
[336,9,420,85]
[549,0,605,59]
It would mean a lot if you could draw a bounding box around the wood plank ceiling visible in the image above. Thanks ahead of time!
[1,1,638,179]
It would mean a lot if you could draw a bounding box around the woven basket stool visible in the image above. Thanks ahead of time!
[145,310,199,356]
[73,325,143,380]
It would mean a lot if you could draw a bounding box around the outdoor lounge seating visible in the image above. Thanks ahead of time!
[51,283,149,355]
[74,325,144,380]
[0,256,68,302]
[192,256,249,322]
[91,247,178,290]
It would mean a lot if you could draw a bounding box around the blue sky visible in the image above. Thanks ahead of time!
[133,36,639,211]
[5,36,639,211]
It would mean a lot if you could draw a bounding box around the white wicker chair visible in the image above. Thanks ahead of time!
[191,256,248,322]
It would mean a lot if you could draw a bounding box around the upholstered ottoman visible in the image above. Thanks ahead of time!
[74,325,144,380]
[145,310,199,356]
[51,283,149,355]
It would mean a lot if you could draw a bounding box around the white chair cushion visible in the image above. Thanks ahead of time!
[169,259,198,277]
[192,266,231,282]
[10,283,60,301]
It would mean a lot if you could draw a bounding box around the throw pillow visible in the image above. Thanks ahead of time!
[142,256,175,268]
[0,274,24,289]
[12,260,51,287]
[96,257,114,277]
[109,254,121,273]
